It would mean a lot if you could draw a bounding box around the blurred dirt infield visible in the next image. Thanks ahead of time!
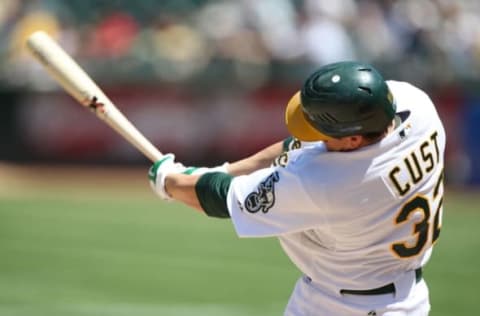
[2,162,480,200]
[0,163,154,200]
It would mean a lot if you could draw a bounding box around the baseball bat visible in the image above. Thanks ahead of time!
[25,30,164,162]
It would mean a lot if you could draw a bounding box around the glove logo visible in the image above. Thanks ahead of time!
[244,172,279,214]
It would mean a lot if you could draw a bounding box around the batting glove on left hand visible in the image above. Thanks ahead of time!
[148,154,185,201]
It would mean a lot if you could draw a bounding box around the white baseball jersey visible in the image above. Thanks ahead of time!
[226,81,445,315]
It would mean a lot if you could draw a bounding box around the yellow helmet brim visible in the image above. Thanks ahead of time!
[285,91,332,141]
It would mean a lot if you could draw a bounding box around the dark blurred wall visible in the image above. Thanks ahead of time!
[12,85,292,166]
[463,97,480,185]
[0,88,22,161]
[2,0,480,187]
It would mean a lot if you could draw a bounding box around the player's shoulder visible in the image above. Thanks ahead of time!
[387,80,432,104]
[279,143,339,185]
[386,80,424,92]
[272,141,325,174]
[274,137,324,166]
[386,80,436,116]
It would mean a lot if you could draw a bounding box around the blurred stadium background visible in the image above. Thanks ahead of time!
[0,0,479,315]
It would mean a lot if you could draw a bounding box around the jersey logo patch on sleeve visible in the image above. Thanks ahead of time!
[288,138,302,151]
[272,152,289,167]
[244,172,279,214]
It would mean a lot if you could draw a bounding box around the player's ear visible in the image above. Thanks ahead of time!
[344,135,363,150]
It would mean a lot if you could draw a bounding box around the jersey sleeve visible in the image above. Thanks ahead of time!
[226,160,329,238]
[282,136,319,152]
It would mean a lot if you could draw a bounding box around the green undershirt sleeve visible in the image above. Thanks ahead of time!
[282,136,295,152]
[195,172,233,218]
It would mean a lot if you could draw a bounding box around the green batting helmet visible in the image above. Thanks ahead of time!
[285,61,396,141]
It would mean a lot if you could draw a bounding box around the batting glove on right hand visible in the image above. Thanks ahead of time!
[148,154,185,201]
[148,156,230,201]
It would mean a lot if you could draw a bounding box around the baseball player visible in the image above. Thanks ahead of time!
[149,61,445,315]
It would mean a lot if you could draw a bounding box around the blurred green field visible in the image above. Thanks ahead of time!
[0,165,479,316]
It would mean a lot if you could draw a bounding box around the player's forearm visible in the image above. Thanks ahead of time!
[165,172,232,218]
[151,139,288,213]
[165,174,204,212]
[226,141,284,176]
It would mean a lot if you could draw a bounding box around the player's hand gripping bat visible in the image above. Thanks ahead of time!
[26,31,164,162]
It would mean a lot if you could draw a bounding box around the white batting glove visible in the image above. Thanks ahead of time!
[148,157,229,201]
[148,154,185,201]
